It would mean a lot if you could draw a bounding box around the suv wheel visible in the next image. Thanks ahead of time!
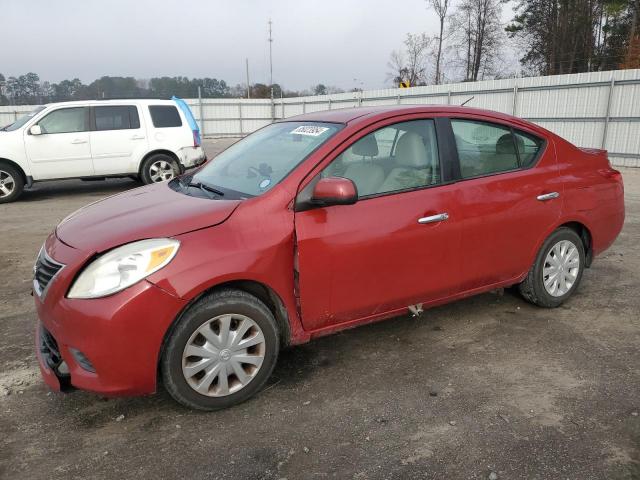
[161,289,280,410]
[0,164,24,204]
[141,154,179,184]
[519,227,585,308]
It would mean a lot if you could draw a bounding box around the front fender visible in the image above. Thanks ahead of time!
[147,205,307,345]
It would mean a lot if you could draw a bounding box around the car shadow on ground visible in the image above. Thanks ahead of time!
[19,178,140,202]
[31,289,521,422]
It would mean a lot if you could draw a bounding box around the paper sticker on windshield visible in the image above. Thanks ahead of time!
[290,125,329,136]
[259,179,271,190]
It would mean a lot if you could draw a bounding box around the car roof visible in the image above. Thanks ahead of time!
[280,105,534,129]
[43,99,176,108]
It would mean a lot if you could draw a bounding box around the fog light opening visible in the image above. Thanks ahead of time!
[69,348,96,373]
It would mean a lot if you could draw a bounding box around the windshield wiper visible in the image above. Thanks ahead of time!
[186,180,225,198]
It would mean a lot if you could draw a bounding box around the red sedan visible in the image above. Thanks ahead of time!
[34,106,625,410]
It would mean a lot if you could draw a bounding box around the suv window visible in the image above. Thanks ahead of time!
[149,105,182,128]
[321,119,440,197]
[38,107,87,134]
[452,119,519,178]
[94,106,140,131]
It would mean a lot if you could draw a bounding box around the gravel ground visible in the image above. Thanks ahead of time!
[0,138,638,479]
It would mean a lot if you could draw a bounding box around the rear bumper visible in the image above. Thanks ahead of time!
[178,146,206,169]
[35,279,187,396]
[591,182,625,257]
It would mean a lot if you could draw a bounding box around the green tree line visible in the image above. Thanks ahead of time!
[0,73,344,106]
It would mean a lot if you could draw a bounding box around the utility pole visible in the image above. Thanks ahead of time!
[268,19,273,87]
[245,58,250,99]
[268,18,274,119]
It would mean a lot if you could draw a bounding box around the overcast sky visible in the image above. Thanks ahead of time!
[3,0,517,91]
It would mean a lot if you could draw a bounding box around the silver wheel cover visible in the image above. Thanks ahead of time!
[543,239,580,297]
[149,160,175,182]
[0,170,16,198]
[182,314,266,397]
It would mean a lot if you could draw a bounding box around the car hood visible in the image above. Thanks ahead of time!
[56,182,241,252]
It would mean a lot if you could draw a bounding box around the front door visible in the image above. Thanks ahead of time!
[24,107,93,179]
[294,118,462,332]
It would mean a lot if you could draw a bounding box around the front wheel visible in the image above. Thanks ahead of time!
[519,227,585,308]
[161,289,280,410]
[0,164,24,204]
[140,154,179,184]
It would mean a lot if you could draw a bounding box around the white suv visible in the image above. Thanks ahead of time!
[0,99,206,203]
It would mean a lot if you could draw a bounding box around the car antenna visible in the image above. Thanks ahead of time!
[461,96,474,106]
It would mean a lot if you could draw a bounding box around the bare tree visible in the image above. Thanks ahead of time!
[450,0,504,81]
[427,0,450,84]
[387,33,434,86]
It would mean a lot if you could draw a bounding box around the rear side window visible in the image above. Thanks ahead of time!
[514,130,543,167]
[149,105,182,128]
[94,106,140,131]
[451,120,519,178]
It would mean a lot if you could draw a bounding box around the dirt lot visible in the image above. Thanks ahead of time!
[1,139,638,479]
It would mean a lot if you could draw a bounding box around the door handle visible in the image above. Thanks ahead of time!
[537,192,560,201]
[70,139,87,144]
[418,213,449,224]
[130,135,146,140]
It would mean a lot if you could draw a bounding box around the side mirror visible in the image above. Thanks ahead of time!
[29,125,42,136]
[311,177,358,207]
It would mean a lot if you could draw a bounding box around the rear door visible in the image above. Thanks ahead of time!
[24,107,93,179]
[90,105,148,175]
[294,117,463,332]
[448,117,562,290]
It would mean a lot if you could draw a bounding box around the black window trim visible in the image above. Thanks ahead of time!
[446,116,548,182]
[34,106,90,135]
[89,105,141,132]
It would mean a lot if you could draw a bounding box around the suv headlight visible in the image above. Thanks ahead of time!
[67,239,179,299]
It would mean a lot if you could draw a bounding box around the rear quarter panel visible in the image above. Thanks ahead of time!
[555,138,625,256]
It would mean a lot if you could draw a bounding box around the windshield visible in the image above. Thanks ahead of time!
[192,121,342,197]
[3,106,46,132]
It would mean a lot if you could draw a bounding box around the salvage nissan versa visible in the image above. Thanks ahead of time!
[34,106,625,410]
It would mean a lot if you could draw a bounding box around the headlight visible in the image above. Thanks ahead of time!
[67,239,179,299]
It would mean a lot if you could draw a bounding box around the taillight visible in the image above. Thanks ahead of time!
[610,169,623,183]
[193,130,201,148]
[600,167,623,183]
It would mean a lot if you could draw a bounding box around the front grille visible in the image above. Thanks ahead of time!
[33,249,64,296]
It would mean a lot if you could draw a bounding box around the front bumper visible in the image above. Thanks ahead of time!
[34,237,187,396]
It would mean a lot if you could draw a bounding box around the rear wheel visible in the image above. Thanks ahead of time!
[519,227,585,308]
[0,164,24,204]
[140,154,179,184]
[161,289,280,410]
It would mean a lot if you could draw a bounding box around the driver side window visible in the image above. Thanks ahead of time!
[38,107,88,134]
[321,119,440,197]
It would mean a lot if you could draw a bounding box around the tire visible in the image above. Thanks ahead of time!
[519,227,585,308]
[0,163,25,204]
[161,289,280,411]
[140,154,179,184]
